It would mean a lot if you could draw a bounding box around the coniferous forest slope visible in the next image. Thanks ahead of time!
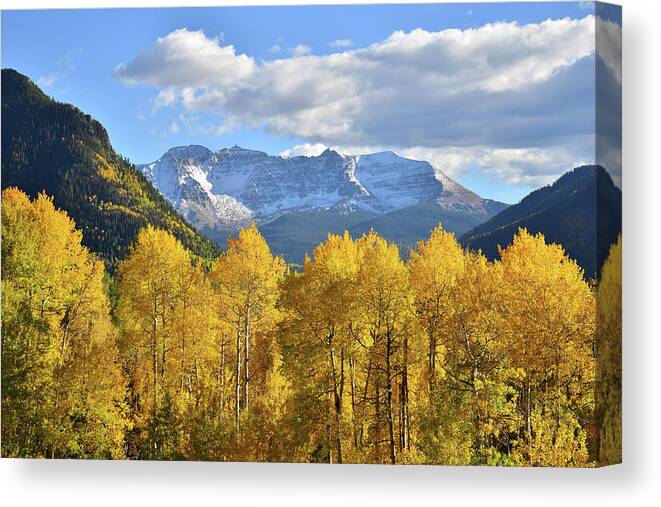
[1,69,219,269]
[460,166,622,279]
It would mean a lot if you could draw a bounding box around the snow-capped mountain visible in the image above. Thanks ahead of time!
[141,145,500,224]
[138,145,507,260]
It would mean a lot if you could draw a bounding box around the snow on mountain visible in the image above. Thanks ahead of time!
[138,145,504,239]
[354,151,442,210]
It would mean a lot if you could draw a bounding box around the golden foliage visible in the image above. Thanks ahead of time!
[3,200,617,466]
[498,228,596,466]
[595,235,622,465]
[2,188,129,458]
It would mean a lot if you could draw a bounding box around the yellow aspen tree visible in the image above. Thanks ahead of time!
[595,235,622,465]
[439,251,520,464]
[498,228,595,466]
[170,264,221,459]
[1,188,128,458]
[408,226,464,394]
[170,263,216,405]
[192,285,235,459]
[209,224,286,441]
[352,231,414,464]
[47,255,130,458]
[117,226,195,458]
[279,231,363,463]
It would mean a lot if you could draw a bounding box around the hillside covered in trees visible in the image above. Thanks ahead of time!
[460,165,622,279]
[1,187,621,466]
[1,69,219,269]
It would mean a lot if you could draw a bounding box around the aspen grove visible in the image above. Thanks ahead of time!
[1,188,621,465]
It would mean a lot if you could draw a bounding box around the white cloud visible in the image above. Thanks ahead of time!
[398,144,593,186]
[34,47,87,92]
[279,142,390,159]
[152,87,178,113]
[269,44,282,53]
[116,16,621,186]
[36,73,58,88]
[596,16,622,85]
[115,28,256,88]
[330,38,353,48]
[289,44,311,57]
[279,143,329,158]
[198,118,239,136]
[579,1,595,11]
[57,47,86,71]
[595,16,621,185]
[169,121,180,134]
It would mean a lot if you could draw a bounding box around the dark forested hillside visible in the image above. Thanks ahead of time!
[460,165,622,278]
[1,69,219,268]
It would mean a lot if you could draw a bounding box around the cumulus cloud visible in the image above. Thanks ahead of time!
[269,44,282,53]
[398,143,594,185]
[115,29,256,88]
[279,143,328,158]
[596,16,621,85]
[152,87,177,113]
[595,15,622,185]
[115,16,621,186]
[289,44,312,57]
[330,38,353,48]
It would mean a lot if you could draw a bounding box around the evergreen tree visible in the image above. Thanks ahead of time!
[1,69,219,271]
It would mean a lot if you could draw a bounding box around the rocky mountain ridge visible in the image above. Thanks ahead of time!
[139,145,507,249]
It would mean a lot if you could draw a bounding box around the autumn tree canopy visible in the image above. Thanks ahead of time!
[2,188,129,458]
[2,191,618,466]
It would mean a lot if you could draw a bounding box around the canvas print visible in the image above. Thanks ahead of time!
[1,1,621,466]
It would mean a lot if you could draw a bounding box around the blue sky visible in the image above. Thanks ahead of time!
[2,2,618,203]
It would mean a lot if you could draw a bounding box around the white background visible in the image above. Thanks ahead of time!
[0,0,658,505]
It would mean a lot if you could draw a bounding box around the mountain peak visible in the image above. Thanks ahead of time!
[360,150,399,161]
[140,142,508,262]
[554,164,611,186]
[319,147,342,158]
[164,145,212,161]
[219,145,268,158]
